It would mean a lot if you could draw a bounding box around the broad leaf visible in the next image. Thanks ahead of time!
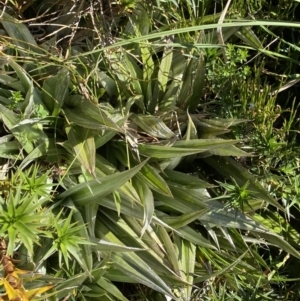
[59,160,148,205]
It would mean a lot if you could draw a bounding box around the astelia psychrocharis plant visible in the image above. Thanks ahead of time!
[1,1,300,300]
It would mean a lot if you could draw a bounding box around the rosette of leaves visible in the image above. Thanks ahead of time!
[1,3,300,301]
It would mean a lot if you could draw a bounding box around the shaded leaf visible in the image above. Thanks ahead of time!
[0,12,42,56]
[111,253,177,300]
[96,278,129,301]
[42,68,69,116]
[204,156,285,211]
[163,169,212,189]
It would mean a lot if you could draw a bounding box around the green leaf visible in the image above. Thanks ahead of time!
[113,191,121,217]
[0,103,19,129]
[65,125,96,176]
[0,105,48,153]
[177,225,217,249]
[174,237,196,300]
[130,114,175,139]
[0,12,42,56]
[14,221,37,254]
[42,209,92,270]
[188,52,205,111]
[53,273,88,300]
[173,138,241,148]
[71,205,94,275]
[11,121,48,154]
[154,187,208,214]
[199,144,251,157]
[90,237,145,253]
[59,159,148,205]
[253,212,300,259]
[97,278,129,301]
[123,52,143,95]
[126,2,150,36]
[6,227,17,255]
[177,52,205,111]
[83,203,99,237]
[91,255,113,281]
[42,68,69,116]
[95,129,117,149]
[0,73,24,92]
[184,112,198,140]
[163,170,212,189]
[160,210,208,229]
[81,284,108,298]
[111,252,177,300]
[156,225,181,276]
[7,58,32,92]
[132,178,154,237]
[193,118,231,138]
[23,80,48,117]
[97,211,181,277]
[204,156,285,211]
[96,71,118,97]
[19,138,66,170]
[235,26,263,49]
[136,163,172,196]
[63,98,124,132]
[140,45,154,106]
[0,141,21,159]
[150,46,173,113]
[134,138,240,158]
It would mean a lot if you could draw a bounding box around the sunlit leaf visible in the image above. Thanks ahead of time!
[136,163,172,196]
[59,160,148,205]
[66,125,96,176]
[132,178,154,237]
[130,113,174,139]
[63,98,124,132]
[174,236,196,300]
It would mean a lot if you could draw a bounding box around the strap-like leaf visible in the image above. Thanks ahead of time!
[59,159,148,205]
[66,125,96,176]
[130,113,175,139]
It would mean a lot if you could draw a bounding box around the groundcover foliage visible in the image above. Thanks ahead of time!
[0,0,300,300]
